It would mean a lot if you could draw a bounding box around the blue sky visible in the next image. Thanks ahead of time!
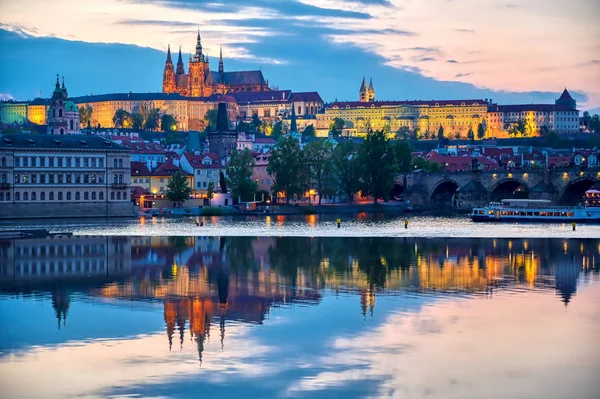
[0,0,599,111]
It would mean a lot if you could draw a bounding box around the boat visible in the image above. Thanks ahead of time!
[470,189,600,223]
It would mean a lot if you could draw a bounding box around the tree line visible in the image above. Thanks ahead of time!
[78,105,177,131]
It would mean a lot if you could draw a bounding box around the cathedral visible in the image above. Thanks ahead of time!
[47,75,80,135]
[359,77,376,102]
[162,31,270,97]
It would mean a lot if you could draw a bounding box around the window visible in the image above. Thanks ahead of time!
[1,173,5,183]
[23,192,28,201]
[31,192,36,201]
[49,191,54,201]
[49,174,55,184]
[70,120,73,130]
[41,192,46,201]
[113,159,118,168]
[99,191,104,200]
[23,174,28,183]
[113,175,118,184]
[66,157,71,167]
[75,174,80,184]
[117,192,121,200]
[99,175,104,184]
[118,159,123,168]
[59,109,63,117]
[84,174,89,184]
[57,157,63,167]
[31,157,36,167]
[14,174,20,183]
[5,192,9,201]
[40,157,45,167]
[58,174,63,184]
[49,157,54,167]
[31,174,37,183]
[91,175,96,184]
[15,192,20,201]
[75,158,80,167]
[118,174,123,183]
[66,174,72,184]
[1,157,5,167]
[75,192,80,200]
[84,158,89,167]
[111,192,115,200]
[0,193,3,201]
[84,192,89,200]
[99,158,104,168]
[92,192,96,200]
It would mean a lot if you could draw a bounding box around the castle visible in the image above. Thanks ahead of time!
[162,31,270,97]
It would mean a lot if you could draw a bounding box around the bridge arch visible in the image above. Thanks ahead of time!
[430,179,460,208]
[558,177,600,205]
[490,178,529,201]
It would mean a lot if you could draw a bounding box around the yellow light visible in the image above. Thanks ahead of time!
[580,172,584,177]
[523,173,528,178]
[563,172,569,178]
[507,173,513,178]
[493,173,497,178]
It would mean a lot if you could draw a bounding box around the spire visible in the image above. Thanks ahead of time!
[166,44,172,63]
[55,74,60,90]
[176,46,184,74]
[61,76,65,90]
[215,102,230,131]
[195,29,203,60]
[368,78,374,91]
[290,103,298,132]
[218,45,224,74]
[360,76,367,91]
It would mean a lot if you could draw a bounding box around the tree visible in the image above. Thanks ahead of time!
[582,111,591,130]
[330,117,345,137]
[304,140,335,206]
[237,120,251,133]
[454,131,461,140]
[206,181,215,205]
[302,125,316,140]
[251,113,262,131]
[271,120,284,140]
[112,108,130,129]
[413,157,443,173]
[467,126,475,141]
[589,114,600,133]
[412,128,421,140]
[161,114,177,131]
[437,125,445,140]
[332,141,360,203]
[132,113,144,130]
[144,108,160,131]
[393,140,412,174]
[267,135,306,204]
[204,108,218,130]
[226,148,258,203]
[219,171,228,194]
[508,119,526,137]
[166,170,191,207]
[358,129,399,204]
[79,105,93,128]
[395,126,411,140]
[477,123,485,140]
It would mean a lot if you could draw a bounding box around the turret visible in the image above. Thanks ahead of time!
[368,78,375,102]
[194,29,204,62]
[176,46,185,75]
[162,44,176,93]
[359,77,367,102]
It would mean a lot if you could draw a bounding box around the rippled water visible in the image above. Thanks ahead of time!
[1,214,600,238]
[1,235,599,399]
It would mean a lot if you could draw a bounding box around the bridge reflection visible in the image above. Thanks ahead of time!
[1,236,598,354]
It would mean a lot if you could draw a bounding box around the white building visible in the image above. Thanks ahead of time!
[179,151,226,195]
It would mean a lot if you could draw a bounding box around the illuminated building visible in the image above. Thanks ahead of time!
[47,76,80,135]
[0,100,28,124]
[130,159,193,195]
[162,31,270,97]
[179,151,225,196]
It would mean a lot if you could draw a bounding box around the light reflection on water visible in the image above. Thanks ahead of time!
[0,236,599,399]
[1,214,600,237]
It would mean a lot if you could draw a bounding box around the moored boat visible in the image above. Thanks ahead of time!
[470,190,600,223]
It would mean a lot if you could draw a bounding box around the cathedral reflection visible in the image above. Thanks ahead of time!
[1,235,598,359]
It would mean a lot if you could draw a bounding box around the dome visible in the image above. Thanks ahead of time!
[65,101,78,112]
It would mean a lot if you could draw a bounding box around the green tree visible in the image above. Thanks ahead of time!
[304,140,335,206]
[132,113,144,130]
[395,126,411,140]
[303,125,316,139]
[252,114,262,131]
[112,108,130,129]
[393,140,412,174]
[161,114,177,131]
[166,170,191,207]
[144,108,160,131]
[237,120,251,133]
[437,125,445,140]
[413,157,444,173]
[78,105,93,128]
[219,171,228,194]
[467,126,475,141]
[508,119,526,137]
[226,148,258,203]
[454,131,461,140]
[330,117,345,137]
[477,123,485,139]
[332,141,360,203]
[271,120,285,140]
[358,129,399,204]
[204,108,218,130]
[267,135,305,204]
[206,181,215,205]
[589,114,600,133]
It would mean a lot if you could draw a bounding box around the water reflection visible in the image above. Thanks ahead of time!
[1,236,599,398]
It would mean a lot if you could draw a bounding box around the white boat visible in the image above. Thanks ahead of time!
[470,190,600,223]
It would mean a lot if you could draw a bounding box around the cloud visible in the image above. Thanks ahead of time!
[0,93,15,100]
[446,59,459,63]
[421,57,436,62]
[454,28,475,33]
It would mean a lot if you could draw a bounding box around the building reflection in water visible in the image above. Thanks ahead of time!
[1,235,598,361]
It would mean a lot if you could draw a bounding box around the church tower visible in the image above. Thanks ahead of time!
[188,30,210,97]
[359,77,368,102]
[176,46,185,75]
[219,45,224,75]
[162,45,176,93]
[368,78,375,102]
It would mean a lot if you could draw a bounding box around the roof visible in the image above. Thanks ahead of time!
[207,93,236,103]
[121,141,166,154]
[253,137,277,144]
[29,98,50,106]
[153,158,191,176]
[130,161,152,176]
[65,101,78,112]
[557,88,574,102]
[290,92,323,103]
[232,90,291,104]
[70,92,189,103]
[208,70,266,86]
[327,99,487,109]
[183,151,224,168]
[0,133,130,151]
[488,104,577,113]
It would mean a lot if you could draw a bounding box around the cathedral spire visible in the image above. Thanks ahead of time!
[176,46,185,74]
[195,29,203,60]
[166,44,172,64]
[55,74,60,90]
[219,45,224,74]
[360,76,367,91]
[368,78,374,91]
[290,102,298,132]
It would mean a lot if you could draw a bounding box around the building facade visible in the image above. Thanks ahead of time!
[47,76,80,135]
[162,31,270,97]
[179,152,225,195]
[0,101,28,124]
[0,134,134,219]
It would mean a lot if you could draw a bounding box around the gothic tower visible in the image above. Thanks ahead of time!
[162,45,176,93]
[176,46,185,75]
[368,78,375,102]
[359,77,368,102]
[188,30,209,97]
[219,45,224,75]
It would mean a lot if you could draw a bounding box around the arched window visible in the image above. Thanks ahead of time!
[15,192,20,201]
[111,191,115,200]
[117,192,121,200]
[58,192,63,201]
[118,159,123,168]
[31,192,36,201]
[23,192,28,201]
[1,157,5,167]
[91,192,96,200]
[5,193,9,201]
[59,109,63,117]
[67,192,71,200]
[40,192,45,201]
[0,193,3,201]
[70,120,74,130]
[113,175,118,184]
[113,159,118,168]
[75,192,80,201]
[1,173,6,183]
[99,191,104,200]
[84,192,89,200]
[60,128,64,135]
[49,192,54,201]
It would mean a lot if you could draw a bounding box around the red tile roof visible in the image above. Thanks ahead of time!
[130,161,151,176]
[290,92,323,103]
[183,152,224,169]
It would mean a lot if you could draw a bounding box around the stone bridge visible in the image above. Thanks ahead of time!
[399,168,600,211]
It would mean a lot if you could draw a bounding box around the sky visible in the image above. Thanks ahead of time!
[0,0,599,111]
